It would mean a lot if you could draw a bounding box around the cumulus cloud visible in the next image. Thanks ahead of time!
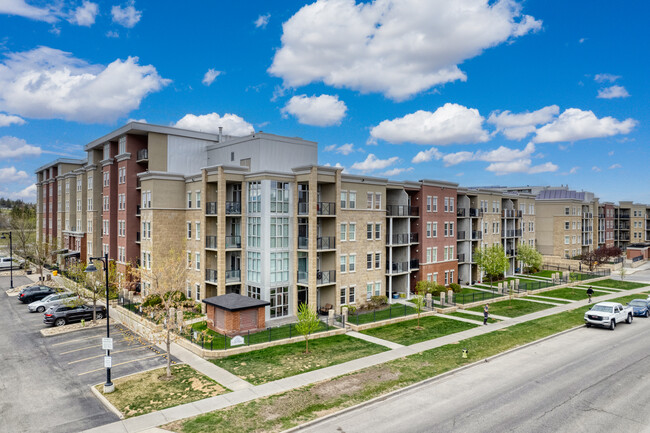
[269,0,541,100]
[0,136,41,159]
[202,69,221,86]
[597,85,629,99]
[485,159,558,176]
[412,147,443,164]
[0,166,30,182]
[569,166,579,174]
[382,167,413,177]
[0,113,25,127]
[0,0,60,23]
[533,108,637,143]
[68,1,98,26]
[371,103,489,145]
[442,142,536,166]
[0,46,169,123]
[594,73,620,83]
[609,163,622,169]
[282,94,347,126]
[350,154,399,172]
[111,1,141,28]
[488,105,559,140]
[174,112,254,136]
[255,13,270,28]
[324,143,356,155]
[592,166,601,172]
[2,183,36,201]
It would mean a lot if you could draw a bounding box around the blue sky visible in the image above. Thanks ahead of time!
[0,0,648,203]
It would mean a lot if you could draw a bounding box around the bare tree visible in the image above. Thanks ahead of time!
[32,237,57,278]
[9,205,36,262]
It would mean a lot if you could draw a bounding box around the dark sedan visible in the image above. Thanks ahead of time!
[18,286,57,304]
[43,304,106,327]
[628,299,650,318]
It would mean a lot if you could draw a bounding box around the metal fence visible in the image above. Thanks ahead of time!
[542,264,611,276]
[351,303,420,325]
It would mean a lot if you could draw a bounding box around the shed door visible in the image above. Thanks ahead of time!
[215,308,225,330]
[239,309,257,330]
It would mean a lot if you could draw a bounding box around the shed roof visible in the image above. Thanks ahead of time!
[202,293,270,311]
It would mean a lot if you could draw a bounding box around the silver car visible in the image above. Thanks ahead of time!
[28,292,79,313]
[0,256,24,271]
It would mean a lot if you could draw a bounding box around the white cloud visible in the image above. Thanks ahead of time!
[0,136,41,159]
[269,0,541,100]
[569,166,579,174]
[0,166,30,182]
[68,1,98,26]
[371,103,489,145]
[2,183,36,201]
[442,142,536,166]
[0,0,60,23]
[488,105,559,140]
[608,150,614,156]
[174,112,254,136]
[0,113,25,127]
[111,1,141,28]
[282,94,347,127]
[412,147,443,164]
[127,118,146,123]
[533,108,637,143]
[350,153,399,173]
[0,46,169,123]
[594,73,620,83]
[597,85,629,99]
[202,69,221,86]
[106,30,119,38]
[579,38,587,44]
[485,159,558,176]
[592,166,601,172]
[324,143,356,155]
[609,163,622,169]
[255,13,270,28]
[382,167,413,177]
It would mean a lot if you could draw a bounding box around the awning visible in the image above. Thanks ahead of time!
[62,251,80,259]
[52,249,69,255]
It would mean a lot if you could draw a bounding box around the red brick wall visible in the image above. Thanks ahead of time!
[102,141,118,260]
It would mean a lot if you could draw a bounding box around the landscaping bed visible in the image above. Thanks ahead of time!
[359,315,477,346]
[212,335,388,385]
[467,299,555,317]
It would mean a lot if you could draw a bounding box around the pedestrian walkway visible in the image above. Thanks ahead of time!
[437,314,484,325]
[346,331,404,349]
[525,294,575,303]
[83,283,650,433]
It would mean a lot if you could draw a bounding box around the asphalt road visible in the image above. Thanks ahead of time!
[298,307,650,433]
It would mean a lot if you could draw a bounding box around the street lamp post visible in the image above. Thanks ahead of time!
[1,232,14,289]
[85,253,114,393]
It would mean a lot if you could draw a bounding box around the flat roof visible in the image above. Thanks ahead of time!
[202,293,270,311]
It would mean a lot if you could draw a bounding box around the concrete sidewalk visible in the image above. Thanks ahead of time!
[83,283,650,433]
[346,331,404,349]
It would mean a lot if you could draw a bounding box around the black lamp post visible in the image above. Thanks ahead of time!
[1,232,13,289]
[85,253,113,393]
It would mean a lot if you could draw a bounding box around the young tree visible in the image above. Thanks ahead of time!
[620,266,627,281]
[411,294,425,329]
[295,303,321,353]
[60,261,89,308]
[474,244,510,289]
[517,242,543,274]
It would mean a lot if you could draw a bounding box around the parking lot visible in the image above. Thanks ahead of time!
[0,275,177,433]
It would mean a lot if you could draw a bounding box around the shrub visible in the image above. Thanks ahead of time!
[142,294,162,308]
[369,295,388,309]
[449,283,461,292]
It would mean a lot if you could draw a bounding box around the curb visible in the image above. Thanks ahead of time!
[90,383,125,420]
[39,319,108,337]
[283,323,586,433]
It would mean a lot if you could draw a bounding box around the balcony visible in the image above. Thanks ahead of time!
[225,269,241,283]
[387,261,409,274]
[469,208,483,217]
[471,230,483,240]
[502,210,522,218]
[583,212,593,219]
[386,205,419,217]
[387,233,410,245]
[317,236,336,250]
[136,204,141,216]
[457,230,466,240]
[598,213,605,219]
[506,249,516,257]
[225,235,241,248]
[457,208,466,217]
[619,214,630,220]
[225,201,241,215]
[136,148,148,163]
[317,202,335,216]
[409,259,419,270]
[502,229,522,238]
[206,236,217,249]
[136,231,141,243]
[206,202,217,215]
[205,268,218,283]
[316,270,336,285]
[298,201,308,215]
[298,236,308,249]
[409,232,419,243]
[582,225,593,232]
[457,253,466,263]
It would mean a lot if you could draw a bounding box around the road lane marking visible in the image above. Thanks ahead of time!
[68,344,156,364]
[77,353,166,376]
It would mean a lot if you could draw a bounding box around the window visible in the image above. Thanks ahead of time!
[367,223,373,240]
[444,223,448,237]
[444,247,448,261]
[187,222,192,239]
[118,136,126,154]
[374,282,381,296]
[187,192,192,208]
[349,254,356,272]
[444,197,449,212]
[195,253,200,270]
[529,222,534,232]
[340,223,347,241]
[247,217,260,247]
[340,287,346,305]
[187,251,192,268]
[564,236,570,244]
[248,181,262,213]
[341,191,347,209]
[186,282,192,299]
[270,181,290,213]
[270,217,289,248]
[196,222,200,240]
[247,286,261,300]
[87,175,93,190]
[76,178,82,191]
[427,222,432,238]
[367,192,373,209]
[375,223,381,240]
[367,253,373,270]
[427,273,432,281]
[432,222,437,237]
[348,286,355,304]
[427,196,432,212]
[76,199,81,212]
[433,272,438,284]
[375,252,381,269]
[340,255,347,273]
[449,246,454,260]
[375,192,381,210]
[426,248,431,263]
[247,252,261,283]
[87,219,93,233]
[270,252,289,283]
[432,247,438,262]
[565,221,570,230]
[449,197,454,212]
[349,223,356,241]
[445,271,449,286]
[349,191,356,209]
[269,287,289,318]
[103,171,109,187]
[367,283,373,300]
[449,222,454,236]
[195,284,201,301]
[565,207,570,215]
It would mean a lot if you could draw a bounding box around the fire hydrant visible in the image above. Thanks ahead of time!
[462,348,468,359]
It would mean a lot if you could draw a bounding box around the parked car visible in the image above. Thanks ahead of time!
[28,292,79,313]
[627,299,650,318]
[0,256,25,271]
[584,302,633,330]
[18,286,57,303]
[43,304,106,327]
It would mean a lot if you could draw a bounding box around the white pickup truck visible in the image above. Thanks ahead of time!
[584,301,633,330]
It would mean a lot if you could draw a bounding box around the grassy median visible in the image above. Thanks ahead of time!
[447,311,500,323]
[359,315,478,345]
[590,279,647,290]
[467,299,555,317]
[534,287,608,301]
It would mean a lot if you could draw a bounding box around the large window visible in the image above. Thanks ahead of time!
[270,217,289,248]
[248,181,261,213]
[247,217,261,247]
[270,181,289,213]
[341,191,347,209]
[247,252,261,283]
[349,191,356,209]
[247,286,261,300]
[349,223,356,241]
[367,223,373,240]
[270,286,289,318]
[270,252,289,283]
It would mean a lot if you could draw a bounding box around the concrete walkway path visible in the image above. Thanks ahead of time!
[346,331,404,350]
[525,294,575,303]
[83,284,650,433]
[436,314,484,325]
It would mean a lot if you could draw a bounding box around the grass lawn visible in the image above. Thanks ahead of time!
[523,296,571,304]
[351,303,418,325]
[212,335,388,385]
[533,270,556,278]
[360,315,477,346]
[447,311,499,323]
[468,299,555,317]
[590,279,648,290]
[98,364,228,418]
[536,287,608,301]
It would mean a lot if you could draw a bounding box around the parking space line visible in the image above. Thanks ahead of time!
[59,337,130,355]
[67,344,156,365]
[51,329,132,346]
[77,353,166,376]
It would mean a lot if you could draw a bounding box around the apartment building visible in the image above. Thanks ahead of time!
[598,202,616,248]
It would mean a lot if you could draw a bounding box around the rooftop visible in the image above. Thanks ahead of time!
[202,293,270,311]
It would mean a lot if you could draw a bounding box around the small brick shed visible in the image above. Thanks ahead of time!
[202,293,270,336]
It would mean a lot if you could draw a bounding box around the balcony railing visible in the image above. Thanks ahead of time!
[619,214,630,219]
[502,229,522,238]
[386,205,419,217]
[298,202,308,215]
[409,232,419,243]
[506,249,516,257]
[206,236,217,249]
[409,259,419,269]
[457,208,466,217]
[469,208,483,217]
[205,268,217,283]
[317,202,335,215]
[598,213,605,219]
[298,236,308,249]
[457,230,466,240]
[387,261,409,274]
[316,270,336,285]
[136,148,148,162]
[457,253,466,262]
[206,202,217,215]
[471,230,483,240]
[582,226,593,232]
[297,271,308,284]
[225,269,241,283]
[225,235,241,248]
[387,233,410,245]
[225,201,241,214]
[583,212,593,219]
[502,210,522,218]
[317,236,336,250]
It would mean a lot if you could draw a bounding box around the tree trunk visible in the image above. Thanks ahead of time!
[305,336,309,354]
[166,327,172,378]
[92,295,97,322]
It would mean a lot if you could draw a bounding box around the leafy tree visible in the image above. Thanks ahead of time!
[517,242,542,273]
[295,303,321,353]
[474,244,509,288]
